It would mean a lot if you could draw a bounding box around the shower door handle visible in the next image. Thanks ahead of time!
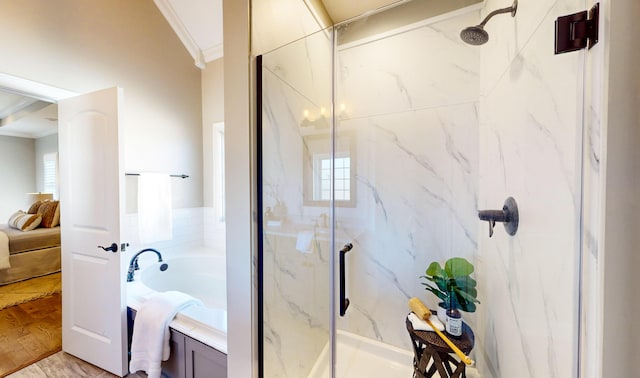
[339,243,353,317]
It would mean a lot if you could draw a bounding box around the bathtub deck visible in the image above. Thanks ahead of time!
[127,275,228,354]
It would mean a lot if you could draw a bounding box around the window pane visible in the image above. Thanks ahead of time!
[43,153,58,199]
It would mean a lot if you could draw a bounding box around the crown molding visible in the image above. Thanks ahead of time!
[203,43,224,62]
[154,0,207,68]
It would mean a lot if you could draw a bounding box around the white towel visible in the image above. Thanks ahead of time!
[129,291,203,378]
[408,312,445,332]
[0,231,9,270]
[138,173,172,244]
[295,231,314,253]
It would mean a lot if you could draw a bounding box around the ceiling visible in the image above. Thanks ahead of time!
[0,91,57,139]
[0,0,461,139]
[0,0,226,139]
[321,0,400,22]
[154,0,402,68]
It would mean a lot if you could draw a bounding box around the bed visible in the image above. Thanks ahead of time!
[0,200,62,285]
[0,225,61,285]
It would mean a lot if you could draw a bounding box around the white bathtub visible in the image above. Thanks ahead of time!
[127,254,228,354]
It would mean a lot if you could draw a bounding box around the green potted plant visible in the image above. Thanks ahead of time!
[421,257,480,323]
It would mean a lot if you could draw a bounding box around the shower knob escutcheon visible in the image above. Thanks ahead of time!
[478,197,519,237]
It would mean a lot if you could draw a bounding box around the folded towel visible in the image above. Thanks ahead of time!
[129,291,203,378]
[138,172,172,244]
[0,231,9,270]
[408,312,445,332]
[295,231,314,253]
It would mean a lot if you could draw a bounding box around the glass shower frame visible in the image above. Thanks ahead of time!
[257,0,586,376]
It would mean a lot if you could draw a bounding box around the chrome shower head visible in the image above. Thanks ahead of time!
[460,0,518,46]
[460,25,489,45]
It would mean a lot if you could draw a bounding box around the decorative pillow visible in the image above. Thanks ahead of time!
[37,200,60,228]
[8,210,42,231]
[28,200,43,214]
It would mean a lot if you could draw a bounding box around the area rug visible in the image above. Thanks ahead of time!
[0,272,61,311]
[0,293,62,377]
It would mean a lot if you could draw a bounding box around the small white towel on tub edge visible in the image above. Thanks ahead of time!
[129,291,203,378]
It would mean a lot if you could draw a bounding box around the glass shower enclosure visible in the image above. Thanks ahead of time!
[258,0,585,377]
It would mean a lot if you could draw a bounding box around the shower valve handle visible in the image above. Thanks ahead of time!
[478,197,519,237]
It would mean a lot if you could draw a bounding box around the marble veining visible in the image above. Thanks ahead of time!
[263,9,481,373]
[476,1,583,377]
[261,0,586,376]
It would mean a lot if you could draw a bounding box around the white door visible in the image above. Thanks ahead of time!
[59,87,127,376]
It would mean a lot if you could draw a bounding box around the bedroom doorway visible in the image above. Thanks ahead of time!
[0,74,76,375]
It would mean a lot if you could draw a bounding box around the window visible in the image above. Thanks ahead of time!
[215,122,225,222]
[43,153,58,199]
[313,154,351,202]
[303,133,356,207]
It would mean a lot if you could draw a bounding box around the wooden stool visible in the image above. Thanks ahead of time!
[406,314,474,378]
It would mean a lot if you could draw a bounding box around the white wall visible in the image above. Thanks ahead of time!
[0,0,203,210]
[223,0,255,377]
[202,58,225,209]
[0,136,35,221]
[601,0,640,376]
[202,58,226,253]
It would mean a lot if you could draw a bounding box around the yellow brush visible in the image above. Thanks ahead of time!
[408,297,474,366]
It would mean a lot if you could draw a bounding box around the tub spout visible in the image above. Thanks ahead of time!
[127,248,164,282]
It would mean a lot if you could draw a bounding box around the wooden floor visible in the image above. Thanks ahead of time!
[6,351,147,377]
[0,275,146,377]
[0,293,62,377]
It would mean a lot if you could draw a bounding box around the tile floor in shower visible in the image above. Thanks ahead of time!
[308,330,481,378]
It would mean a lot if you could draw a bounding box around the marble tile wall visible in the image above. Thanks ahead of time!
[261,27,334,378]
[260,8,482,377]
[261,0,588,376]
[475,0,584,377]
[333,9,481,350]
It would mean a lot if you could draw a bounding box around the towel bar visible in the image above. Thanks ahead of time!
[125,173,189,179]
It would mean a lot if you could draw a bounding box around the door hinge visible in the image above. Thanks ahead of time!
[555,3,599,54]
